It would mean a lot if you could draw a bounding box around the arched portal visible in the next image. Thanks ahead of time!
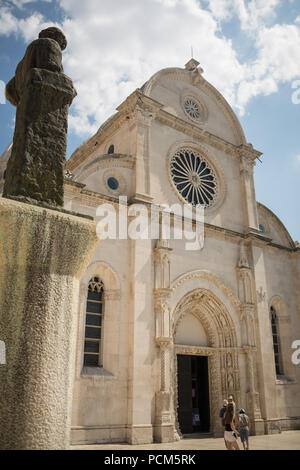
[172,289,240,436]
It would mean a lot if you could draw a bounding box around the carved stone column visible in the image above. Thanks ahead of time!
[120,93,162,204]
[153,240,175,442]
[239,146,260,231]
[236,240,264,434]
[244,347,264,434]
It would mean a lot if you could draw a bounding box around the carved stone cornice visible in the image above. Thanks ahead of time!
[237,143,262,160]
[67,85,261,173]
[174,344,251,355]
[155,337,172,349]
[175,345,215,356]
[156,108,245,160]
[117,89,163,116]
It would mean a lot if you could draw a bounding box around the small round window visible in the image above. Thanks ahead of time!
[107,177,119,191]
[183,98,201,121]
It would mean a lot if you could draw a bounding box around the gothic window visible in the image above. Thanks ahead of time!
[84,277,104,367]
[108,144,114,154]
[270,306,283,376]
[170,148,218,208]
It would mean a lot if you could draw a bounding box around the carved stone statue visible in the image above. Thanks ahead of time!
[3,27,77,206]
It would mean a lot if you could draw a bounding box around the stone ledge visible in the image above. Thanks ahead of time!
[81,366,115,378]
[3,195,93,220]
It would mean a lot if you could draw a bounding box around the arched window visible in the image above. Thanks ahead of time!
[108,144,114,154]
[84,277,104,367]
[270,306,283,376]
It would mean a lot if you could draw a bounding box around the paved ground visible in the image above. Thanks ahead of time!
[71,430,300,450]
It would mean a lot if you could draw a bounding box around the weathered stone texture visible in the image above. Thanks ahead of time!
[3,30,76,206]
[0,198,98,449]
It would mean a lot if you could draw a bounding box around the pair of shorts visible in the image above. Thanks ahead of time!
[224,430,237,442]
[239,428,249,442]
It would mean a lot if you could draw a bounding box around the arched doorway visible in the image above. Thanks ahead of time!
[172,289,240,436]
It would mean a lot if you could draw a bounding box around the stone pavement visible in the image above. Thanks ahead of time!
[71,430,300,450]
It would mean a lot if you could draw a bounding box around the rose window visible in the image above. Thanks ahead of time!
[170,149,218,207]
[183,98,201,120]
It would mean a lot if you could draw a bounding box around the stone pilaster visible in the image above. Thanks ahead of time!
[153,239,175,442]
[244,347,264,435]
[0,198,98,449]
[127,238,154,444]
[119,92,161,204]
[239,147,259,231]
[236,239,263,432]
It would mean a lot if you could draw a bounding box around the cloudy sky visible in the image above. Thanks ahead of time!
[0,0,299,240]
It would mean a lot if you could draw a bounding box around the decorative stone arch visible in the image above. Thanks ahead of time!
[75,261,121,377]
[174,288,238,348]
[269,295,289,317]
[171,277,241,436]
[171,269,241,336]
[74,153,134,181]
[268,295,295,380]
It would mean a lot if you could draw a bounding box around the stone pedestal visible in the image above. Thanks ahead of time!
[252,419,265,436]
[154,391,175,442]
[0,198,98,449]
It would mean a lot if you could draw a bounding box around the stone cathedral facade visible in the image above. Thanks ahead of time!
[1,59,300,445]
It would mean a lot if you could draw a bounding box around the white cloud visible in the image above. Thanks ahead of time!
[203,0,233,21]
[9,0,52,9]
[57,0,248,135]
[205,0,281,31]
[0,5,55,42]
[0,0,300,136]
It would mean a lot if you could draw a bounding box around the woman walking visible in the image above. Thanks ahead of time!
[224,403,240,450]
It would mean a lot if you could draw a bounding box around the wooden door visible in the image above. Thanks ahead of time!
[177,355,193,434]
